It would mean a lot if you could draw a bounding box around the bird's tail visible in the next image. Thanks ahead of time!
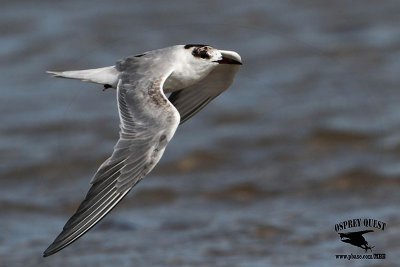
[46,66,119,87]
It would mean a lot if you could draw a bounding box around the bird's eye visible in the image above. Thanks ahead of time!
[192,47,211,60]
[199,51,208,59]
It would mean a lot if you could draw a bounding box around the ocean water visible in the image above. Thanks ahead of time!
[1,0,399,266]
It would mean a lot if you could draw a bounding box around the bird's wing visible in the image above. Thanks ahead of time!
[168,51,241,124]
[355,230,374,235]
[339,230,374,237]
[44,67,180,257]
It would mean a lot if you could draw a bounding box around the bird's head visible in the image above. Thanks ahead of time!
[165,44,242,91]
[183,44,242,66]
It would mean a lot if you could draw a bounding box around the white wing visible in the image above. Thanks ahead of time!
[169,50,241,124]
[44,62,180,256]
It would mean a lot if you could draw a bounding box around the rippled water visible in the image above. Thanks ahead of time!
[1,1,400,266]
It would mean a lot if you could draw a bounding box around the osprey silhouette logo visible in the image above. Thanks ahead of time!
[334,218,387,260]
[338,230,374,252]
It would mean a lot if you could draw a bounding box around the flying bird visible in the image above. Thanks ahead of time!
[43,44,242,257]
[338,230,375,252]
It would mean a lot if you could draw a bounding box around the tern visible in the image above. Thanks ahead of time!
[43,44,242,257]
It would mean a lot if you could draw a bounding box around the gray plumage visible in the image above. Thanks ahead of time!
[44,44,242,257]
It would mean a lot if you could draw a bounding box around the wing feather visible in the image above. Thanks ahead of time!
[169,52,241,124]
[44,69,180,257]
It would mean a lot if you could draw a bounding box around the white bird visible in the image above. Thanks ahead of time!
[43,44,242,257]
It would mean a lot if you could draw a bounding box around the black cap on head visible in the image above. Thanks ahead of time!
[184,44,208,49]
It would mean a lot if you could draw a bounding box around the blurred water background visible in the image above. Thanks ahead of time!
[1,0,400,266]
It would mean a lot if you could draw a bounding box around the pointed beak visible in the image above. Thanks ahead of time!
[215,56,242,65]
[214,50,243,65]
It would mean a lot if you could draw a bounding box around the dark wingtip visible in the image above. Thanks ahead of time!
[43,247,55,257]
[43,241,63,257]
[43,250,51,257]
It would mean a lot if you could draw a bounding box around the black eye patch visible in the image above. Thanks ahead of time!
[191,46,211,59]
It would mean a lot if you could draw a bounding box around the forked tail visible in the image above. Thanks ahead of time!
[47,66,119,88]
